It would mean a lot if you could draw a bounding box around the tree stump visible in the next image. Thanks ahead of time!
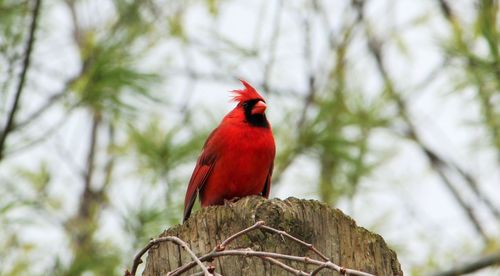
[142,196,402,275]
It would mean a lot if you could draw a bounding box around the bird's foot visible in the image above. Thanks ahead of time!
[223,197,241,205]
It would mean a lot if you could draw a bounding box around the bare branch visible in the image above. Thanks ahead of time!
[64,0,84,49]
[127,236,211,276]
[166,68,302,97]
[191,272,222,276]
[296,5,316,130]
[432,250,500,276]
[0,0,43,161]
[215,220,265,251]
[14,77,77,130]
[128,220,376,276]
[78,112,101,220]
[259,256,309,276]
[213,221,311,275]
[261,0,283,93]
[5,106,74,155]
[433,0,500,219]
[310,262,329,276]
[260,225,329,262]
[437,0,453,20]
[351,0,491,243]
[423,147,490,242]
[165,221,374,276]
[168,249,374,276]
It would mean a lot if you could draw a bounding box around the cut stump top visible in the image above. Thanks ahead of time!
[143,196,403,276]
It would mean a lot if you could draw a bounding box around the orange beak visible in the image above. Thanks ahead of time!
[251,101,267,115]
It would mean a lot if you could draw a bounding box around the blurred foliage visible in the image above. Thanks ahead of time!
[444,0,500,158]
[0,0,29,111]
[126,119,208,181]
[71,38,158,114]
[0,0,29,58]
[0,0,499,275]
[16,161,50,193]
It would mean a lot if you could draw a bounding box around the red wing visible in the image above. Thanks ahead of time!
[183,130,218,222]
[261,161,274,198]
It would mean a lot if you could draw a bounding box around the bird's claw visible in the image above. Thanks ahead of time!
[223,197,241,205]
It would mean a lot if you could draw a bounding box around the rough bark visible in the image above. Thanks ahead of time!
[142,196,402,275]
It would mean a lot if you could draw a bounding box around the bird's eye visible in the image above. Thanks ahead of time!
[242,102,249,108]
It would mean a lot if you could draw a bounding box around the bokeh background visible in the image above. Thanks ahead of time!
[1,0,499,275]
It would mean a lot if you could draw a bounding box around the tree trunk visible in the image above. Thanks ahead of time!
[142,196,403,275]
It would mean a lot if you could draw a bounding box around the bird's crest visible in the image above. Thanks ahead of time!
[231,80,265,103]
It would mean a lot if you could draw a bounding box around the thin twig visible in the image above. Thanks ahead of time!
[215,220,265,251]
[14,77,76,130]
[0,0,43,161]
[168,249,374,276]
[453,163,500,221]
[259,256,309,276]
[166,68,302,97]
[310,262,329,275]
[6,105,74,155]
[261,225,329,262]
[167,222,374,276]
[423,147,490,242]
[128,236,211,276]
[172,237,211,276]
[191,272,222,276]
[128,221,375,276]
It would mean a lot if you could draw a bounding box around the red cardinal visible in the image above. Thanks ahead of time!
[183,80,276,222]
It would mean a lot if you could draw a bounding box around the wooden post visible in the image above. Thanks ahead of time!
[142,196,402,275]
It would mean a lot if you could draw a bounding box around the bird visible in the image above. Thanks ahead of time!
[183,80,276,222]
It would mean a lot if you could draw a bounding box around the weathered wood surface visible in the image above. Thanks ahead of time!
[142,196,402,275]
